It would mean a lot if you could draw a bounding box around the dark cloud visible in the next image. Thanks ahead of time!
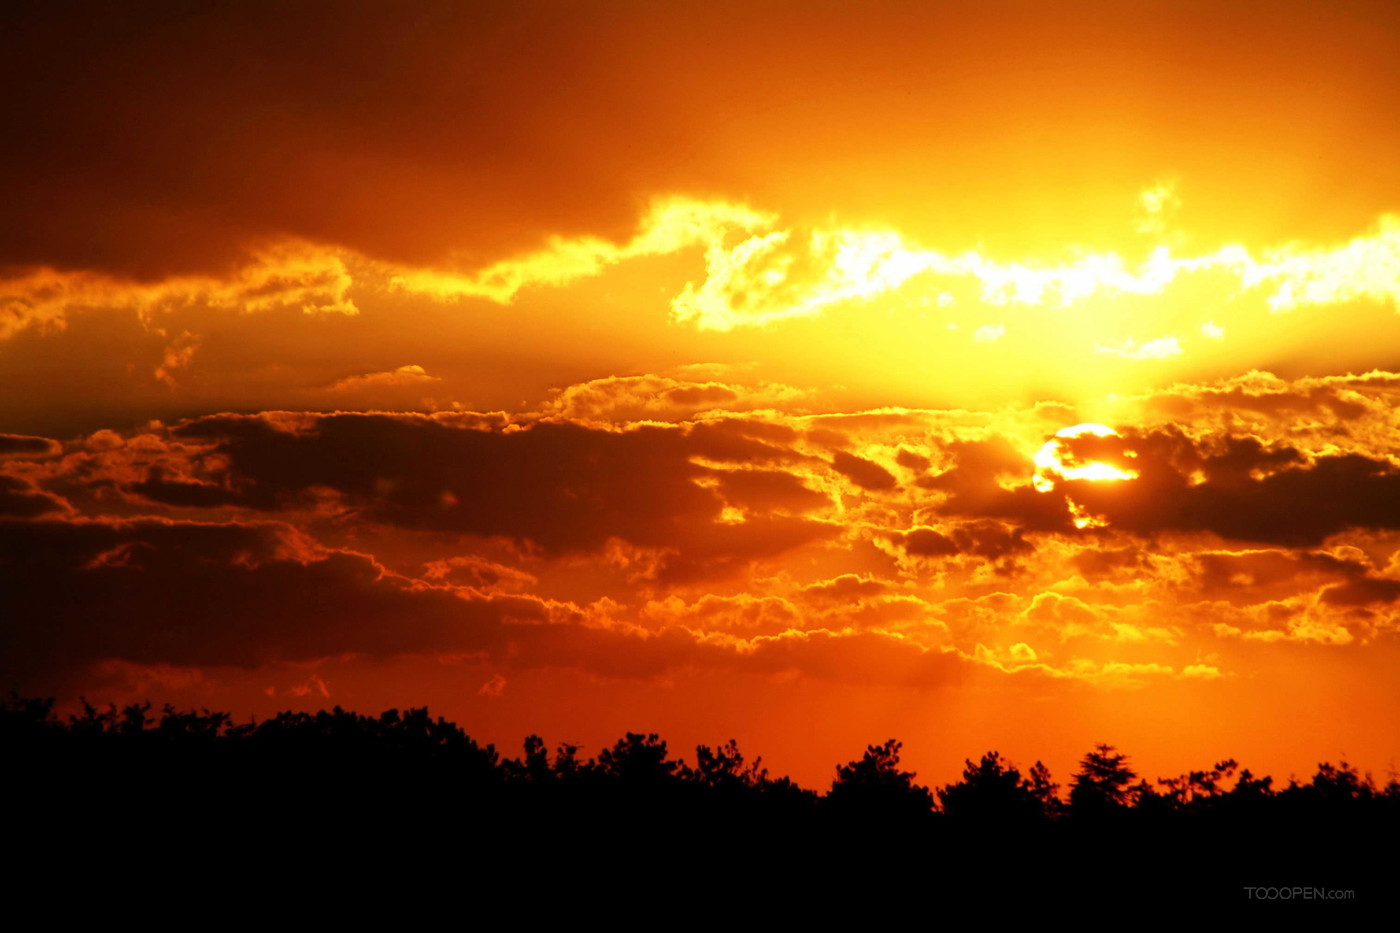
[0,515,963,693]
[895,448,931,474]
[129,472,243,508]
[0,474,69,517]
[164,412,835,579]
[904,528,959,557]
[1074,432,1400,545]
[0,517,556,686]
[714,468,831,514]
[1069,546,1150,579]
[902,521,1033,560]
[923,426,1400,547]
[1194,549,1364,592]
[1144,378,1377,424]
[541,375,783,422]
[0,434,59,457]
[920,437,1073,531]
[0,2,659,276]
[830,451,897,491]
[802,575,890,604]
[10,2,1393,279]
[422,555,538,593]
[174,413,722,550]
[1319,577,1400,607]
[1189,548,1367,605]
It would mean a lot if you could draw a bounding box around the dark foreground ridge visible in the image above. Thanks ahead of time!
[4,695,1390,911]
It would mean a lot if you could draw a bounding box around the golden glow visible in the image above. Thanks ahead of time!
[1033,424,1140,530]
[0,241,358,340]
[380,195,1400,332]
[9,191,1400,417]
[389,197,772,303]
[5,2,1399,792]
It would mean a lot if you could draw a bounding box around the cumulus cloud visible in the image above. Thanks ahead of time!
[0,242,358,341]
[830,450,898,491]
[0,517,554,682]
[5,368,1400,700]
[542,373,808,422]
[0,434,60,457]
[328,364,440,393]
[0,475,70,517]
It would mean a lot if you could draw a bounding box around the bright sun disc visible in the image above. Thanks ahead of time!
[1033,423,1139,496]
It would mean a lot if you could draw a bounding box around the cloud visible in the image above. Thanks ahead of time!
[422,555,538,593]
[0,513,985,694]
[1069,435,1400,546]
[711,467,832,515]
[146,411,841,581]
[327,364,440,393]
[830,450,897,491]
[1135,179,1181,236]
[1319,576,1400,607]
[664,208,1400,331]
[0,517,560,685]
[0,475,70,517]
[0,434,60,457]
[901,521,1033,561]
[6,1,1398,290]
[0,242,358,340]
[6,369,1400,699]
[391,197,772,303]
[1096,336,1183,360]
[542,373,807,422]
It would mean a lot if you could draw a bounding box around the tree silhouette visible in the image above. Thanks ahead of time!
[4,689,1398,908]
[828,739,934,818]
[596,732,680,785]
[1069,743,1138,816]
[1025,760,1062,817]
[1156,758,1239,811]
[938,751,1053,824]
[689,739,767,790]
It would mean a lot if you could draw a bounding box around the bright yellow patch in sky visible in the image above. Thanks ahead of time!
[385,191,1400,333]
[1033,424,1139,528]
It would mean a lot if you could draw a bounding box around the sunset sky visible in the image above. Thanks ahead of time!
[3,1,1398,789]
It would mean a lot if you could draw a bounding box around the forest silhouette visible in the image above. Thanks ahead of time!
[4,694,1389,907]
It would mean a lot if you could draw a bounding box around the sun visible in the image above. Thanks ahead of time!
[1033,423,1139,529]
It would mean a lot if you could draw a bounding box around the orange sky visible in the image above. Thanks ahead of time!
[2,1,1398,790]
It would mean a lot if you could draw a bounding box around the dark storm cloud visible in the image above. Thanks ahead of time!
[8,1,1396,279]
[0,434,60,457]
[902,521,1033,560]
[919,436,1074,531]
[830,450,898,491]
[714,468,832,514]
[164,412,837,576]
[1319,577,1400,607]
[129,472,244,508]
[0,517,556,686]
[0,515,967,693]
[0,2,664,276]
[1071,431,1400,546]
[0,475,70,517]
[922,426,1400,546]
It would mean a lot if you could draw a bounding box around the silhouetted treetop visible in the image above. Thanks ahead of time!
[596,732,680,784]
[938,751,1054,824]
[3,693,1396,856]
[1070,743,1139,815]
[828,739,934,817]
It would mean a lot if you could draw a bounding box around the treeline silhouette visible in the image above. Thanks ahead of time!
[5,695,1391,906]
